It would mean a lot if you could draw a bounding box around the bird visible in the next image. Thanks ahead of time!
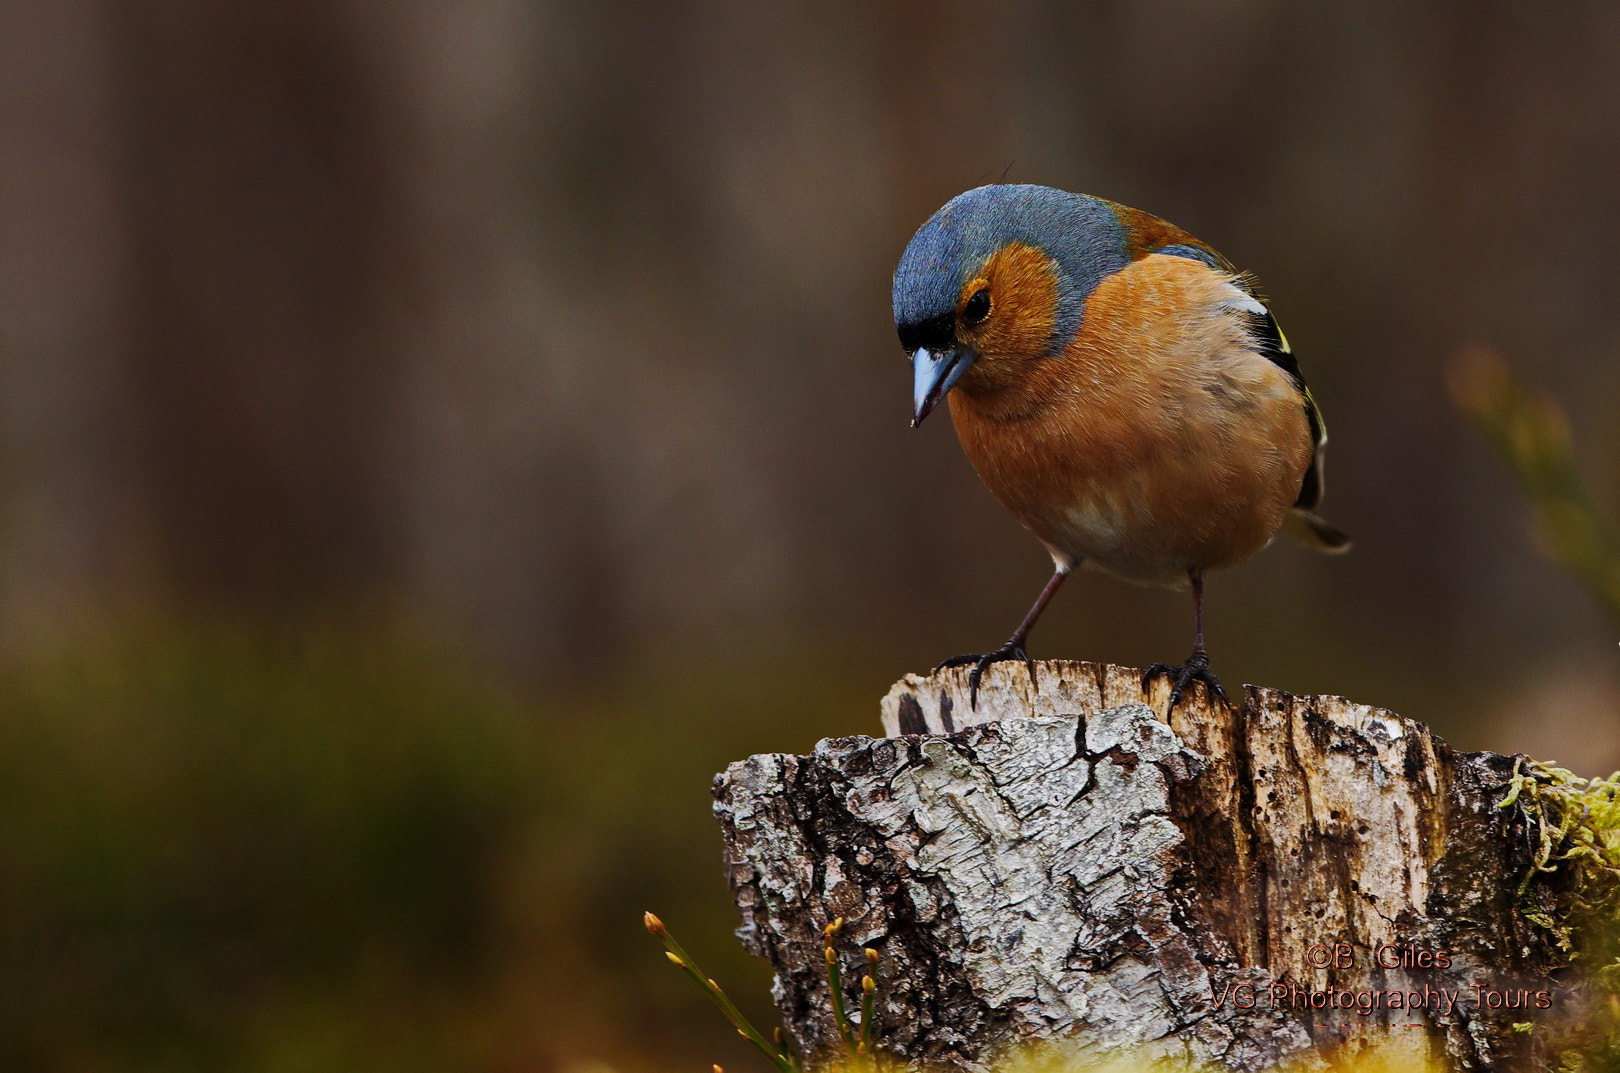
[893,184,1349,710]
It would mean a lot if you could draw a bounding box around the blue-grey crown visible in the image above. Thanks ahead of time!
[891,184,1129,355]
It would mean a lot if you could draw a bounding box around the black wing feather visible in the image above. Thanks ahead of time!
[1248,308,1326,510]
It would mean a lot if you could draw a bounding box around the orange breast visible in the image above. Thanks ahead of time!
[948,254,1312,586]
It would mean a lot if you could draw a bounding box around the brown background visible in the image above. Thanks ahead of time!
[2,3,1618,1071]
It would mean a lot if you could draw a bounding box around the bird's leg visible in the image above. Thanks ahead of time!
[1142,570,1228,709]
[937,565,1069,709]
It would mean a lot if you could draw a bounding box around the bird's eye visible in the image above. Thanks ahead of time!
[962,288,991,326]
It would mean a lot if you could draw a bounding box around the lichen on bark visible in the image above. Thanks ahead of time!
[713,661,1569,1071]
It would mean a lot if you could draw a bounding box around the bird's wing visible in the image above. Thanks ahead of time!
[1244,305,1327,510]
[1239,300,1351,552]
[1148,237,1328,509]
[1115,204,1344,541]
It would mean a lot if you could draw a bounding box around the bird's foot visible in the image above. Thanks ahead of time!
[1142,648,1227,710]
[936,641,1036,709]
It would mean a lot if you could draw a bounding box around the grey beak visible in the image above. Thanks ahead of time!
[911,346,975,427]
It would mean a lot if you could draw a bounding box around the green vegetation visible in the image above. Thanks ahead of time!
[645,910,797,1073]
[0,614,887,1072]
[1449,348,1620,624]
[644,914,881,1073]
[1499,761,1620,1072]
[0,617,532,1072]
[1454,350,1620,1071]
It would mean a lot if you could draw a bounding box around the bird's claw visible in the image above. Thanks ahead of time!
[1142,649,1227,710]
[936,642,1036,709]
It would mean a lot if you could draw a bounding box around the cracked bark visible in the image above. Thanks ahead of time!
[713,661,1568,1071]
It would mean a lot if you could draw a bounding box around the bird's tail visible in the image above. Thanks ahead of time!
[1282,508,1352,554]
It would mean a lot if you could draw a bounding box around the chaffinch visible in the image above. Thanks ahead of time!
[893,184,1349,709]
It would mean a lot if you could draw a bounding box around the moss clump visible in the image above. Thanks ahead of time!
[1499,759,1620,1071]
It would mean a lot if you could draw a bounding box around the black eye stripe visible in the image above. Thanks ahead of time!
[962,288,991,325]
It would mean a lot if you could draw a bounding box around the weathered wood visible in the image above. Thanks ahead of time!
[713,661,1565,1071]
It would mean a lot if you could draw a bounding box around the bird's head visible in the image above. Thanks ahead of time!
[893,184,1130,426]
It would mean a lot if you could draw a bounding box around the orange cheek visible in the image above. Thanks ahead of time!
[964,241,1059,359]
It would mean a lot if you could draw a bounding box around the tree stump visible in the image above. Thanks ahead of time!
[712,661,1567,1071]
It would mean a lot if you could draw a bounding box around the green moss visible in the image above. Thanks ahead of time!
[1499,759,1620,1071]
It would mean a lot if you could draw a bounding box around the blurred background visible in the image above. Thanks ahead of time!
[3,2,1620,1070]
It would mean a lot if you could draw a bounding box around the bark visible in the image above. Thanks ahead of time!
[712,661,1567,1071]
